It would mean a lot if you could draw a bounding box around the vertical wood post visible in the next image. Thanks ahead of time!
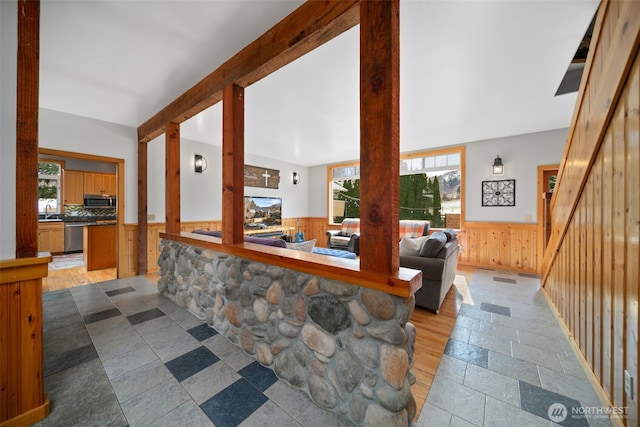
[137,141,148,274]
[222,84,245,245]
[15,0,40,259]
[359,0,400,274]
[165,122,181,234]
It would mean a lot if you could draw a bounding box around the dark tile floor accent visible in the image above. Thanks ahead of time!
[493,276,517,284]
[239,361,279,392]
[443,338,489,369]
[200,378,269,427]
[126,307,165,325]
[480,301,511,317]
[187,323,218,341]
[82,307,122,324]
[519,380,589,427]
[105,286,136,297]
[518,272,540,279]
[165,345,220,382]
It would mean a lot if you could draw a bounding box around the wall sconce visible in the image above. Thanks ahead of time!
[292,172,300,185]
[492,155,504,175]
[194,154,207,173]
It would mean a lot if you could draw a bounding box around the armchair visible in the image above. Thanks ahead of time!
[325,218,360,255]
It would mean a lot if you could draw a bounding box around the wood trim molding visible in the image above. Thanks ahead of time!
[38,148,126,279]
[0,253,51,285]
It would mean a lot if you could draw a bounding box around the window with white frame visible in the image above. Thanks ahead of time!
[328,148,463,228]
[38,160,63,215]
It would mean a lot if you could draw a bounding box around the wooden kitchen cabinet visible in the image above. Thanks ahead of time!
[38,222,64,254]
[63,170,84,205]
[84,172,116,195]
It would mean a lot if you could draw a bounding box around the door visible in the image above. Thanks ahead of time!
[537,164,559,273]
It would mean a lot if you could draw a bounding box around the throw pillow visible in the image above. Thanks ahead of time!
[419,232,447,257]
[443,228,458,242]
[286,239,317,252]
[399,235,430,257]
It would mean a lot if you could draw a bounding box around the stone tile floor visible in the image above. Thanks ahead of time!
[417,268,617,427]
[35,270,618,426]
[37,275,353,427]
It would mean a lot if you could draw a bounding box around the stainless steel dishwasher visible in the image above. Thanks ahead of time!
[64,221,97,253]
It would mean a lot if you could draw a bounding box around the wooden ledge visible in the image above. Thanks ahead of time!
[161,232,422,298]
[0,252,52,285]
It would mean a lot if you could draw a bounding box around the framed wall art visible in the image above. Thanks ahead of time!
[244,165,280,189]
[482,179,515,207]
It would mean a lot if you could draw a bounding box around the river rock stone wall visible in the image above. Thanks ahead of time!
[157,239,418,427]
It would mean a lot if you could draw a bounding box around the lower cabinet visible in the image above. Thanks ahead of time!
[38,222,64,254]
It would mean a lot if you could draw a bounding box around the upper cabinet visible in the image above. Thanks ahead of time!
[63,170,116,208]
[63,170,84,205]
[84,172,116,195]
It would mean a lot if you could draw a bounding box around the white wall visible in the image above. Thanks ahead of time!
[1,0,18,259]
[147,136,309,223]
[308,128,568,224]
[465,128,566,223]
[38,109,139,223]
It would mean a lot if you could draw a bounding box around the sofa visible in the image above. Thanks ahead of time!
[399,229,460,313]
[326,219,431,255]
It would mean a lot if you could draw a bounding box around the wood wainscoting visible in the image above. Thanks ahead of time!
[457,222,538,274]
[122,218,538,276]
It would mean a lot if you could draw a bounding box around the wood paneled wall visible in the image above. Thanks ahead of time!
[543,2,639,425]
[0,255,51,425]
[457,222,537,274]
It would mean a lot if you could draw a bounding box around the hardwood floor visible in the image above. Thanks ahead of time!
[40,261,474,421]
[409,265,473,420]
[42,264,117,293]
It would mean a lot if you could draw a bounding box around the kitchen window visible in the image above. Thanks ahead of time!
[38,160,63,215]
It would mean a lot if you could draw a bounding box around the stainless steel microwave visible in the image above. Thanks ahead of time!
[84,194,116,208]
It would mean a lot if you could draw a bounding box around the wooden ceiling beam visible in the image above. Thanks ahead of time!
[137,0,360,143]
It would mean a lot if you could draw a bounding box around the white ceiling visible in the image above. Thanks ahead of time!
[39,0,599,167]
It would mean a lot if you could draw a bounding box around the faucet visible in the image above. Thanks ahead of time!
[45,203,52,219]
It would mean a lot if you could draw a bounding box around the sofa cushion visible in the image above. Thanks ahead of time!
[329,235,351,246]
[399,236,430,256]
[340,218,360,235]
[398,220,430,240]
[419,232,447,257]
[443,228,458,242]
[286,239,317,252]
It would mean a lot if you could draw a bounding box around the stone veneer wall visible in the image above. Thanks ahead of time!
[157,239,419,427]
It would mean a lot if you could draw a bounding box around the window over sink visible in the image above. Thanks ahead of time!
[38,160,63,215]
